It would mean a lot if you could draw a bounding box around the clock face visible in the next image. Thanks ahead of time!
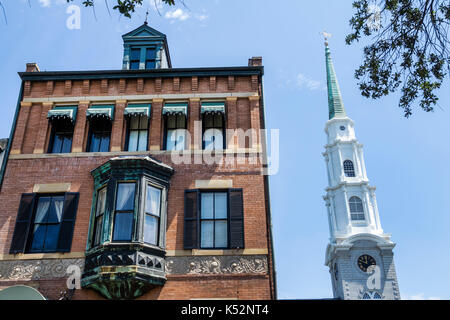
[357,254,376,272]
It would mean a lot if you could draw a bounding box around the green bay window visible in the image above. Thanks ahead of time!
[83,156,173,299]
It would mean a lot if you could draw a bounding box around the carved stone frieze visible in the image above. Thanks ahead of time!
[165,255,268,275]
[0,259,84,281]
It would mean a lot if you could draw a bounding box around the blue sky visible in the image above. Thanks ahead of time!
[0,0,449,300]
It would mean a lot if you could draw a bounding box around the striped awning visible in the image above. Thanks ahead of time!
[86,105,114,120]
[124,104,151,117]
[47,106,78,123]
[201,102,225,114]
[162,103,187,116]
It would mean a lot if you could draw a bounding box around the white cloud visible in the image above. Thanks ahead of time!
[404,293,442,300]
[164,8,190,21]
[38,0,51,7]
[195,13,209,21]
[297,73,322,91]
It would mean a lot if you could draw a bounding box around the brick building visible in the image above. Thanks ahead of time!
[0,23,276,300]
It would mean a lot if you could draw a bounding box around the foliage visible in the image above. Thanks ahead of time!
[66,0,175,18]
[347,0,450,117]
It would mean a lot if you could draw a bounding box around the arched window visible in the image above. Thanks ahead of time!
[349,196,365,221]
[362,291,382,299]
[343,160,356,177]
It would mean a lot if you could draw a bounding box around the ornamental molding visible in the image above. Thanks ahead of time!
[166,255,268,275]
[0,258,84,281]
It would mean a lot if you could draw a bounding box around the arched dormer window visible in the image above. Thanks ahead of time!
[343,160,355,177]
[349,196,365,221]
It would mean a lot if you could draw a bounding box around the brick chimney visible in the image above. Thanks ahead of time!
[248,57,263,67]
[26,63,40,72]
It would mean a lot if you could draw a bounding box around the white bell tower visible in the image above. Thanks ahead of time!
[322,37,401,300]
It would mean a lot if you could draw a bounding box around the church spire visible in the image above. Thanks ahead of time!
[325,40,346,120]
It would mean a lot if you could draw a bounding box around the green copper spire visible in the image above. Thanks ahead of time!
[325,42,346,119]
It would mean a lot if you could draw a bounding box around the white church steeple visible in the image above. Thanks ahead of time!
[322,39,401,300]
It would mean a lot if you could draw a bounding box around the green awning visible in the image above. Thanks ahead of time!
[162,103,187,116]
[201,102,225,114]
[47,106,78,123]
[86,105,114,120]
[124,104,151,117]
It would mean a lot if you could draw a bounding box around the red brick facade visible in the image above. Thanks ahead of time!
[0,28,275,300]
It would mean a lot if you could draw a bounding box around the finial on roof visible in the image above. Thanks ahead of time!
[145,10,149,25]
[321,30,332,47]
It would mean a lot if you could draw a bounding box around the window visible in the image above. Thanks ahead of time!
[10,193,79,254]
[126,116,148,151]
[93,187,107,246]
[165,114,187,151]
[112,183,136,242]
[48,118,74,154]
[144,185,161,245]
[87,118,112,152]
[362,291,382,299]
[184,189,244,250]
[130,48,141,70]
[145,48,156,69]
[200,192,228,248]
[349,196,365,221]
[343,160,356,177]
[203,113,224,150]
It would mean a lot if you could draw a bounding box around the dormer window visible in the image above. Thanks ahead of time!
[130,48,141,70]
[145,48,156,69]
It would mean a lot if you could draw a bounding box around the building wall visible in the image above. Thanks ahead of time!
[0,72,275,300]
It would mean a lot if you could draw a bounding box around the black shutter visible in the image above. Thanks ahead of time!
[57,192,79,252]
[184,189,199,249]
[10,194,36,254]
[229,189,244,249]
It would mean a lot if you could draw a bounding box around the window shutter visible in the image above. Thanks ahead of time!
[57,192,79,252]
[229,189,244,249]
[184,190,199,249]
[10,194,36,254]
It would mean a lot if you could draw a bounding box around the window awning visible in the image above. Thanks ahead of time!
[124,104,151,117]
[162,103,187,116]
[47,106,77,123]
[201,102,225,115]
[86,105,114,121]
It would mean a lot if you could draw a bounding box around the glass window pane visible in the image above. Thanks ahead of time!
[204,114,213,128]
[146,61,156,69]
[144,215,158,245]
[96,188,107,216]
[146,186,161,216]
[31,224,46,251]
[201,193,214,219]
[215,220,228,248]
[94,216,103,245]
[44,225,60,250]
[214,193,227,219]
[99,135,110,152]
[166,129,176,150]
[47,196,64,223]
[61,136,72,153]
[90,134,100,152]
[139,116,149,129]
[130,116,139,130]
[113,212,133,241]
[131,48,140,60]
[35,197,51,223]
[201,221,214,248]
[138,131,148,151]
[128,130,138,151]
[167,115,176,129]
[214,113,223,127]
[130,61,140,70]
[213,130,224,150]
[176,115,186,128]
[146,48,156,59]
[52,134,63,153]
[175,129,186,150]
[116,183,135,211]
